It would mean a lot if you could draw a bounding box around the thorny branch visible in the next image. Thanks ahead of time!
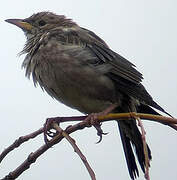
[0,112,177,180]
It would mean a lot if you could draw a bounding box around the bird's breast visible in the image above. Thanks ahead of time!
[28,46,118,113]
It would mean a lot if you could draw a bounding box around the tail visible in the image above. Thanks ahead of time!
[117,120,152,180]
[117,102,171,179]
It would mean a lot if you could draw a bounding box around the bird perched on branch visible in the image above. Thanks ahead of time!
[5,12,171,179]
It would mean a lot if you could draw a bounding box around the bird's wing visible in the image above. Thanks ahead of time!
[49,27,143,84]
[47,27,170,115]
[81,27,143,84]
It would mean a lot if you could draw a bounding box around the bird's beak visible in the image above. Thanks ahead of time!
[5,19,33,31]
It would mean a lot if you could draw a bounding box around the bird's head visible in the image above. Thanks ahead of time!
[5,11,77,39]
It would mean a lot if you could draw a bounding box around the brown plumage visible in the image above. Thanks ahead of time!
[5,12,171,179]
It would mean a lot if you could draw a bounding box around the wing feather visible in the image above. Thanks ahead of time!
[47,27,170,115]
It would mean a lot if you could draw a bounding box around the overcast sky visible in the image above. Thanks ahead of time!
[1,0,177,180]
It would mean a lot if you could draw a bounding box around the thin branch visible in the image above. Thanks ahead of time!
[0,113,177,179]
[0,119,92,180]
[167,124,177,131]
[98,113,177,125]
[137,118,150,180]
[53,123,96,180]
[0,128,43,163]
[1,113,177,165]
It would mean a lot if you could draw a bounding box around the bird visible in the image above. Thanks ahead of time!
[5,12,171,179]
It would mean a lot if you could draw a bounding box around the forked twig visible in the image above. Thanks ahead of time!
[0,113,177,180]
[0,128,43,163]
[52,122,96,180]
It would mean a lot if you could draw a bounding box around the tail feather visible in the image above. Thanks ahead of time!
[118,122,139,179]
[115,97,171,179]
[117,120,152,180]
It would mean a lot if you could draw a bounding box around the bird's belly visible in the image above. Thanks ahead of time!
[36,62,117,114]
[56,87,114,114]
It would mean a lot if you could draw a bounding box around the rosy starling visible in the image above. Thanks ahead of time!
[5,12,171,179]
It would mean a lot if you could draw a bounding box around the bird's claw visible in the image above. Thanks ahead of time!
[43,117,61,144]
[94,123,108,143]
[43,114,108,144]
[85,113,108,143]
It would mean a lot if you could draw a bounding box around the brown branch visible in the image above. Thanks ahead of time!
[0,119,94,180]
[137,118,150,180]
[0,113,177,179]
[98,112,177,124]
[0,127,43,163]
[53,123,96,180]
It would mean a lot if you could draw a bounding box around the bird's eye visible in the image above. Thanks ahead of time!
[38,20,46,26]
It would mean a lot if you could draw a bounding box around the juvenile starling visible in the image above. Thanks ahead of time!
[5,12,171,179]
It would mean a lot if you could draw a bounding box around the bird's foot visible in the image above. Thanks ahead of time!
[43,116,87,143]
[43,117,61,143]
[43,103,118,144]
[84,104,118,143]
[84,113,108,143]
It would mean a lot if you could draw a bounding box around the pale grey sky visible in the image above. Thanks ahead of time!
[1,0,177,180]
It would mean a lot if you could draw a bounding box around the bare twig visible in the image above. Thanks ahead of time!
[53,123,96,180]
[0,119,94,180]
[0,128,43,163]
[0,113,177,179]
[137,118,150,180]
[98,113,177,125]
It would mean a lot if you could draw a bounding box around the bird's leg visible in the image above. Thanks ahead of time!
[84,104,118,143]
[43,104,117,143]
[44,116,87,143]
